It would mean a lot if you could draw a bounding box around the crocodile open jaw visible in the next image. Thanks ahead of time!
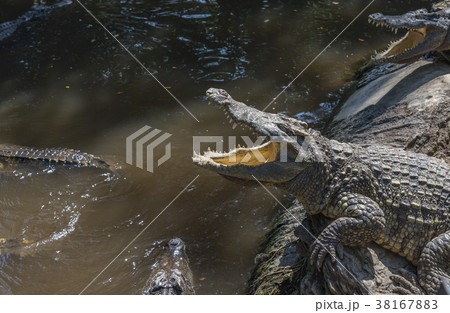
[368,9,448,63]
[369,18,431,61]
[193,88,308,183]
[196,89,282,168]
[201,93,279,167]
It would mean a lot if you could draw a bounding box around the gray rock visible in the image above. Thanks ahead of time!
[328,60,450,163]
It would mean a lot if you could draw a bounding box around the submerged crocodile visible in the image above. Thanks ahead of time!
[368,5,450,64]
[193,88,450,294]
[0,144,109,169]
[141,238,194,295]
[0,144,108,255]
[0,0,72,42]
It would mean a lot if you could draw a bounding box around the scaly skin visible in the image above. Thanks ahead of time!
[0,144,109,169]
[141,238,194,295]
[368,7,450,64]
[193,88,450,294]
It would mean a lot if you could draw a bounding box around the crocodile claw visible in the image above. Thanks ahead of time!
[391,269,423,295]
[310,239,343,270]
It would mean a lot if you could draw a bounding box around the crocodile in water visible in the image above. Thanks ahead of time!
[141,238,194,295]
[0,144,109,169]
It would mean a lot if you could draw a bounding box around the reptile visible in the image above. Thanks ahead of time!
[0,144,109,255]
[141,237,195,295]
[0,0,72,42]
[0,144,109,169]
[193,88,450,294]
[368,4,450,64]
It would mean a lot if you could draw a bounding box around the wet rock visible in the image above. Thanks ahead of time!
[328,60,450,162]
[247,202,306,295]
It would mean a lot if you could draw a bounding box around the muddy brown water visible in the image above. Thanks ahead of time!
[0,0,432,294]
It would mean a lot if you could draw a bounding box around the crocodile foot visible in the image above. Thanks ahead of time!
[310,193,385,270]
[391,269,423,295]
[310,234,344,269]
[418,231,450,294]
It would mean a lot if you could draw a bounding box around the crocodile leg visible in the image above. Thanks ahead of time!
[310,193,386,269]
[417,231,450,294]
[390,269,423,294]
[439,276,450,295]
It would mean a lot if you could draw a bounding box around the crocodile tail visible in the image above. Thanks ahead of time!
[0,144,109,169]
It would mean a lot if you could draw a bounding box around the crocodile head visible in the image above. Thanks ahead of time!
[142,237,194,295]
[193,88,326,185]
[368,9,450,64]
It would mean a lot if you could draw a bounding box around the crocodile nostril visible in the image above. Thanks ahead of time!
[168,238,182,247]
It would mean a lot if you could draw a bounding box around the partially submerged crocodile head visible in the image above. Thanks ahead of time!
[193,88,329,206]
[142,237,194,295]
[368,8,450,63]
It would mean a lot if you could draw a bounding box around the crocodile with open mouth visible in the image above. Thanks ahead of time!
[193,88,450,295]
[368,6,450,64]
[141,238,195,295]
